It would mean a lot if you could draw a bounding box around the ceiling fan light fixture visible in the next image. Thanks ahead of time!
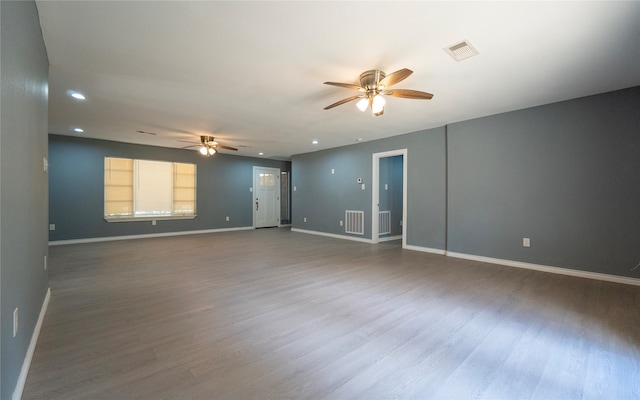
[208,147,216,155]
[356,98,369,112]
[199,146,208,155]
[324,68,432,116]
[371,94,385,115]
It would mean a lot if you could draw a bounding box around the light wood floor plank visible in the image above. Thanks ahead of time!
[22,228,640,399]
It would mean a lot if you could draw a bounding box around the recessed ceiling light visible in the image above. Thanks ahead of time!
[73,128,84,133]
[258,152,264,156]
[356,138,363,142]
[68,91,86,100]
[311,140,319,145]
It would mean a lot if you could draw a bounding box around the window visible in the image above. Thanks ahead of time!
[104,157,196,221]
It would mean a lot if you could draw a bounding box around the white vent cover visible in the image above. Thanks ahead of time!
[345,210,365,235]
[379,211,391,235]
[444,39,479,62]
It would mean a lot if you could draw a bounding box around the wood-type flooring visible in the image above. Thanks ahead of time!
[22,228,640,399]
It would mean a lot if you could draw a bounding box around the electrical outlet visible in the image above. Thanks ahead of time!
[49,224,55,231]
[303,217,307,223]
[249,187,253,192]
[152,220,157,226]
[339,220,343,226]
[225,216,230,221]
[13,308,18,337]
[523,237,531,247]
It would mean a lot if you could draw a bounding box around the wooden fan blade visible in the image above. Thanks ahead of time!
[324,95,364,110]
[181,144,200,149]
[177,139,199,144]
[386,89,433,100]
[378,68,413,88]
[215,144,238,151]
[324,82,364,91]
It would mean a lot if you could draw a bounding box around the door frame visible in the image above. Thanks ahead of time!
[252,166,281,228]
[371,149,407,247]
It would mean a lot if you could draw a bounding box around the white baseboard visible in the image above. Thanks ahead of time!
[446,251,640,287]
[404,244,447,255]
[49,226,254,246]
[378,235,402,242]
[13,287,51,400]
[291,228,374,244]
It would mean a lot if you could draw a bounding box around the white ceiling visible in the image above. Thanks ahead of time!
[36,1,640,160]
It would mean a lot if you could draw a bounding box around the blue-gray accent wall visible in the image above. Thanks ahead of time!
[1,1,50,398]
[292,86,640,279]
[447,87,640,277]
[49,135,291,241]
[292,126,447,247]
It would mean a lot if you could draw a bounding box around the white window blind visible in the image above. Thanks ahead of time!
[134,159,173,217]
[104,157,196,221]
[173,162,196,215]
[104,157,133,217]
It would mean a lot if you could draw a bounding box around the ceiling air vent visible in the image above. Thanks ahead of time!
[444,40,479,62]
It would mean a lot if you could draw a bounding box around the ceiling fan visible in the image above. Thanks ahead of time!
[180,136,238,156]
[324,68,433,116]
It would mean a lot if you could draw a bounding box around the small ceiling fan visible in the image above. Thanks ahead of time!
[180,136,238,156]
[324,68,433,116]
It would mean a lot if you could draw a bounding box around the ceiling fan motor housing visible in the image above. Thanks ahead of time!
[360,70,386,92]
[201,136,217,145]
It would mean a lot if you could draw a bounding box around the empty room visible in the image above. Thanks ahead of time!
[1,1,639,399]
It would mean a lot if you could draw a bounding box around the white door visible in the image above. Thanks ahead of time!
[253,167,280,228]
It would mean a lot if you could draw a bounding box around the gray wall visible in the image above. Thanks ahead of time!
[1,1,50,398]
[49,135,291,241]
[292,126,447,247]
[292,86,640,279]
[447,87,640,277]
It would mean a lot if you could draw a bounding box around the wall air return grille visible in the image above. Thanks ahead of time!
[379,211,391,235]
[345,210,365,235]
[444,39,479,62]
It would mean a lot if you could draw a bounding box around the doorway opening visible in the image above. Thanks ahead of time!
[372,149,407,247]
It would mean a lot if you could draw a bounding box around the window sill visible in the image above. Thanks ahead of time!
[105,215,196,223]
